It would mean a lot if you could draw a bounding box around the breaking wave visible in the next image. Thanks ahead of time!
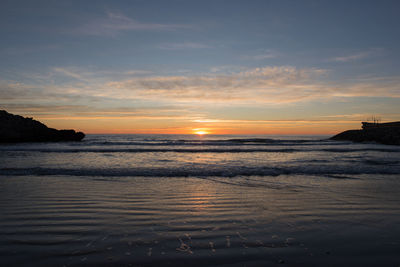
[2,164,399,178]
[0,147,399,153]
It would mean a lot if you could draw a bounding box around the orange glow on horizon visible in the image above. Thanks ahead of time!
[32,115,368,135]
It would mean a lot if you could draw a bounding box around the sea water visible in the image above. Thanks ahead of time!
[1,135,400,266]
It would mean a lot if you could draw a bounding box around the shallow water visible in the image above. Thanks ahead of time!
[1,135,400,266]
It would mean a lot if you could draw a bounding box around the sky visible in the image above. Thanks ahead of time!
[1,0,400,134]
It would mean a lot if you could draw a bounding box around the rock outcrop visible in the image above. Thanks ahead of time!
[330,123,400,145]
[0,110,85,143]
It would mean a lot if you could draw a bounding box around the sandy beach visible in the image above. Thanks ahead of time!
[1,135,400,266]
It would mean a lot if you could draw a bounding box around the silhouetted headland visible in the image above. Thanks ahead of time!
[331,121,400,145]
[0,110,85,142]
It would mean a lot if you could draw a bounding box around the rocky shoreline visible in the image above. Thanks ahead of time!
[330,124,400,145]
[0,110,85,143]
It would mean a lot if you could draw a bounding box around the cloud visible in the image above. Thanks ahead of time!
[53,67,89,81]
[105,66,331,103]
[3,64,399,133]
[104,66,400,104]
[192,118,367,124]
[75,12,190,36]
[244,49,280,60]
[330,48,382,62]
[157,42,212,50]
[2,65,400,112]
[209,65,245,74]
[123,70,153,76]
[0,101,199,121]
[0,103,87,112]
[1,44,61,56]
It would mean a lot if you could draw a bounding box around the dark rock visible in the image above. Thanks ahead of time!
[330,126,400,145]
[0,110,85,143]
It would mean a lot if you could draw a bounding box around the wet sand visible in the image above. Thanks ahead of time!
[1,174,400,266]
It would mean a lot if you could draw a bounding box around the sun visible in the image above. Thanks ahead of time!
[195,130,208,135]
[193,129,210,135]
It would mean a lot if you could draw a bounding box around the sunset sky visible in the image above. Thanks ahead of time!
[1,0,400,134]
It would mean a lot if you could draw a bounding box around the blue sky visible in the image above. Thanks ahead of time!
[1,0,399,134]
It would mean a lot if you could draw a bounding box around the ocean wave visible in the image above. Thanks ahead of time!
[0,148,299,153]
[2,165,399,178]
[66,138,344,147]
[0,147,399,153]
[363,159,400,165]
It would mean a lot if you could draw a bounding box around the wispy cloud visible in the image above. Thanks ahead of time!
[243,49,280,60]
[101,66,399,103]
[157,42,212,50]
[318,113,400,123]
[1,44,61,56]
[209,65,246,74]
[104,66,329,103]
[2,65,400,110]
[3,65,400,134]
[75,12,190,36]
[123,70,153,76]
[51,67,153,84]
[192,118,368,124]
[0,101,197,120]
[53,67,90,82]
[330,48,383,62]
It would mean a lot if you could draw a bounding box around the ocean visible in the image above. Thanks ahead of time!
[1,134,400,266]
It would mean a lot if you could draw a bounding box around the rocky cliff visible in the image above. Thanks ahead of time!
[330,125,400,145]
[0,110,85,142]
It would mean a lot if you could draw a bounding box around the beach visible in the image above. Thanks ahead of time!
[1,134,400,266]
[3,1,400,266]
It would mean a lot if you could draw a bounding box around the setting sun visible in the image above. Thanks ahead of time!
[193,129,210,135]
